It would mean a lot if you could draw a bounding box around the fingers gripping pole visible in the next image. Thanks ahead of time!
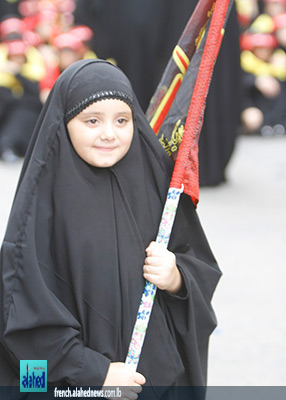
[125,185,184,370]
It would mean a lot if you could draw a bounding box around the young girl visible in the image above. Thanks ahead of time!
[0,59,221,399]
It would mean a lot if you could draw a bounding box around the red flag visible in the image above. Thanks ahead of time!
[147,0,234,206]
[146,0,216,133]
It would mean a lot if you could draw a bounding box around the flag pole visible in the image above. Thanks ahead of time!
[126,0,233,370]
[125,184,183,369]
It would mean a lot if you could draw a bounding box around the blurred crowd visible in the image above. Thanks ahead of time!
[0,0,285,164]
[0,0,98,161]
[236,0,286,136]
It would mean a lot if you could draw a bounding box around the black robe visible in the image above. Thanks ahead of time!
[0,1,21,19]
[0,59,221,399]
[198,5,242,186]
[0,73,42,157]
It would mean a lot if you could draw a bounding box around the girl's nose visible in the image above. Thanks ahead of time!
[100,122,116,140]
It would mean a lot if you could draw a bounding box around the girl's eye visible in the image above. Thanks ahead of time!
[117,118,127,126]
[87,118,99,126]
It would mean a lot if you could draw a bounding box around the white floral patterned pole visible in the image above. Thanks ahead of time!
[125,185,184,370]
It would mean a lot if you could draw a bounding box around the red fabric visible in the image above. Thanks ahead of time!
[240,32,278,50]
[273,13,286,30]
[39,65,60,91]
[170,0,231,206]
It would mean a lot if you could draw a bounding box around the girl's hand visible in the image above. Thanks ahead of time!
[143,241,182,294]
[102,362,145,400]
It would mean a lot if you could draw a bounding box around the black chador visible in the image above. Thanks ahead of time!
[0,60,221,398]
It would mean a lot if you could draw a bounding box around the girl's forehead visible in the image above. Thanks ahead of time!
[81,98,133,115]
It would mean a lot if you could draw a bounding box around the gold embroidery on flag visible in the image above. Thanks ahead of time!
[159,119,184,156]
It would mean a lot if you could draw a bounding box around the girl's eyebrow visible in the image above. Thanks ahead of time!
[80,110,104,116]
[114,111,132,117]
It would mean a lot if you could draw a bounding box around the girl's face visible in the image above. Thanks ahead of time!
[67,98,134,168]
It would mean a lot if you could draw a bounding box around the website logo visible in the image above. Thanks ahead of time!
[20,360,47,392]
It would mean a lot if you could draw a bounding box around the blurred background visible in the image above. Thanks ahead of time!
[0,0,285,387]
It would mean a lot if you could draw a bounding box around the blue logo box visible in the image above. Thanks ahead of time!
[20,360,47,392]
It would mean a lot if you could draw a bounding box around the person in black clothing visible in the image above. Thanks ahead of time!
[0,0,20,20]
[0,38,42,161]
[0,15,43,161]
[0,59,220,399]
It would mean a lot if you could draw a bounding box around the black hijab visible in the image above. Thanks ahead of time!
[0,59,221,398]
